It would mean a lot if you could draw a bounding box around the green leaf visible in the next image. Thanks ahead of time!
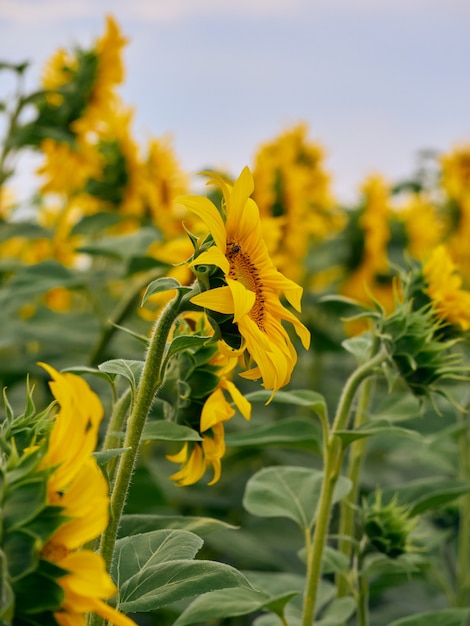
[387,608,470,626]
[142,421,202,442]
[113,530,204,587]
[315,597,356,626]
[118,514,238,539]
[77,227,159,261]
[245,389,328,420]
[173,587,271,625]
[377,478,470,516]
[98,359,144,389]
[3,478,46,530]
[225,417,322,453]
[3,529,39,581]
[141,277,190,306]
[342,335,374,363]
[320,547,350,574]
[13,569,65,614]
[61,365,116,384]
[118,559,253,612]
[93,447,130,465]
[165,335,210,362]
[335,419,422,446]
[243,466,352,531]
[70,212,126,235]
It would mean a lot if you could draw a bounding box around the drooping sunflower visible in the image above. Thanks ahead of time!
[38,363,136,626]
[166,315,251,486]
[179,166,310,394]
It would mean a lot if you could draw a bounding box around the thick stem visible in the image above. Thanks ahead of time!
[101,388,133,488]
[300,349,387,626]
[336,378,373,597]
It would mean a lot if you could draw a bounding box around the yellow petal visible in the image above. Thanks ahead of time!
[190,246,230,274]
[220,379,251,420]
[191,286,234,315]
[230,166,254,218]
[177,195,226,252]
[226,278,256,323]
[200,388,234,432]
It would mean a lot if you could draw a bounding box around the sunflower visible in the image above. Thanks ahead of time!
[423,245,470,331]
[38,364,136,626]
[179,166,310,394]
[166,315,251,486]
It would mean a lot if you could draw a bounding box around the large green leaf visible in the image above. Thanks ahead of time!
[118,559,253,612]
[243,466,352,531]
[245,389,328,420]
[118,514,238,539]
[387,608,470,626]
[172,587,273,626]
[377,478,470,516]
[225,417,322,453]
[335,419,422,446]
[113,529,203,587]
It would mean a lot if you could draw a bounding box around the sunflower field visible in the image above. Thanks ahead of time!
[2,16,470,626]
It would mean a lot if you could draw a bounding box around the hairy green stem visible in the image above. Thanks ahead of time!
[336,378,373,598]
[101,388,133,488]
[88,294,186,626]
[300,349,387,626]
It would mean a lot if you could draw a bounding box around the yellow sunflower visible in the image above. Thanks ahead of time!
[167,316,251,486]
[179,166,310,394]
[423,245,470,331]
[39,364,136,626]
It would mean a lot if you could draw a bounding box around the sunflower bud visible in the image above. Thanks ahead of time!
[362,491,416,559]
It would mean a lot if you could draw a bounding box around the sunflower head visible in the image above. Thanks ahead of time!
[0,365,136,626]
[179,166,310,395]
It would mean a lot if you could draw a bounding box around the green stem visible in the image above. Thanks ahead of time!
[300,348,387,626]
[88,293,188,626]
[357,571,369,626]
[456,414,470,606]
[101,388,133,488]
[336,378,373,598]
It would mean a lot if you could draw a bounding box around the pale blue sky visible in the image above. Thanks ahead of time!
[1,0,469,201]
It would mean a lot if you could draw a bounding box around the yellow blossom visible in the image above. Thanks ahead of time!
[38,363,136,626]
[423,245,470,331]
[180,167,310,394]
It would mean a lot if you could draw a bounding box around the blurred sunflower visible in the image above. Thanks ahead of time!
[179,166,310,394]
[252,123,342,282]
[423,244,470,331]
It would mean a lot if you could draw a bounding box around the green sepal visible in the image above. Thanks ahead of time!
[3,477,47,531]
